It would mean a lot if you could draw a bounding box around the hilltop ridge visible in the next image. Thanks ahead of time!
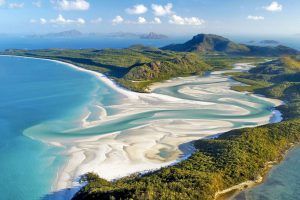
[162,33,299,56]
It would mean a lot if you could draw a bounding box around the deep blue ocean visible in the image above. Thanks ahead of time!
[0,35,188,50]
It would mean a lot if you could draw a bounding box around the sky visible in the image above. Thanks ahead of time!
[0,0,299,36]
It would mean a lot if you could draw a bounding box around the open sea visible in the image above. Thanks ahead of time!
[0,35,299,200]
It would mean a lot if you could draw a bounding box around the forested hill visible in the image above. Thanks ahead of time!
[161,34,299,56]
[2,47,212,92]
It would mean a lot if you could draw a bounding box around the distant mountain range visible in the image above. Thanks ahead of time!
[28,30,168,40]
[161,34,298,56]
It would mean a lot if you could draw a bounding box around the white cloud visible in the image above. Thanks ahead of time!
[264,1,282,12]
[153,17,161,24]
[49,14,85,25]
[152,3,173,16]
[9,3,24,8]
[126,4,147,15]
[30,18,47,24]
[33,1,42,8]
[151,3,203,26]
[124,17,162,25]
[169,14,204,26]
[247,15,264,20]
[55,0,89,11]
[77,18,85,24]
[169,15,185,25]
[40,18,47,24]
[112,15,124,25]
[0,0,5,6]
[137,17,147,24]
[185,17,205,26]
[91,17,102,24]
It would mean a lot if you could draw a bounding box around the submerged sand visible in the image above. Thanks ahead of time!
[15,57,282,199]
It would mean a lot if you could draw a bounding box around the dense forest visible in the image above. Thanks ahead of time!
[73,56,300,200]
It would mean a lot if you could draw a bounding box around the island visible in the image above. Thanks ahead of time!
[140,32,168,40]
[2,34,300,200]
[29,29,83,38]
[28,30,168,40]
[259,40,280,45]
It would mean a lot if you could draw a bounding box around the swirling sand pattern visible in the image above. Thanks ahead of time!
[23,61,282,199]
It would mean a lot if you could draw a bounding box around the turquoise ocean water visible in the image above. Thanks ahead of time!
[0,56,119,200]
[233,146,300,200]
[0,55,293,200]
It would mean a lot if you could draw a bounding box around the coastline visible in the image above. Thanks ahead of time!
[1,55,284,200]
[214,143,296,200]
[53,60,283,200]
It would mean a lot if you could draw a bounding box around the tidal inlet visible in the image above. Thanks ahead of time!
[0,56,281,199]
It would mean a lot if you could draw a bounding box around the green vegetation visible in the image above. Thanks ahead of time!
[201,54,266,70]
[2,34,299,200]
[230,56,300,119]
[162,34,299,57]
[73,56,300,200]
[162,34,250,54]
[2,44,266,92]
[73,119,300,200]
[3,46,212,92]
[280,56,300,72]
[3,34,296,93]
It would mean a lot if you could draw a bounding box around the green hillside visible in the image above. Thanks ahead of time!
[3,47,211,92]
[161,34,250,54]
[162,34,299,57]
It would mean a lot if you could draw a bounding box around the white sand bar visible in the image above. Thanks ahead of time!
[18,58,282,200]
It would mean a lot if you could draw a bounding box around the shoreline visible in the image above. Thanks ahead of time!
[0,55,284,200]
[214,143,296,200]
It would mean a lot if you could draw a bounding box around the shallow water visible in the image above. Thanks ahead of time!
[233,146,300,200]
[0,56,113,200]
[0,56,280,199]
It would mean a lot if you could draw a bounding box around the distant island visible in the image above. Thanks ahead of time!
[246,39,280,46]
[28,30,168,40]
[260,40,280,45]
[2,33,300,200]
[107,31,140,38]
[247,40,256,44]
[29,30,83,38]
[140,32,168,39]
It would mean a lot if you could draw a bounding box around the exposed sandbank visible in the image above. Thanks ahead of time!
[4,55,281,200]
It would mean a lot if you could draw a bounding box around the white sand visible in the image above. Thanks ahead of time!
[6,56,282,200]
[51,63,281,199]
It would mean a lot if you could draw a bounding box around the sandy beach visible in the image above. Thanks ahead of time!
[11,56,282,200]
